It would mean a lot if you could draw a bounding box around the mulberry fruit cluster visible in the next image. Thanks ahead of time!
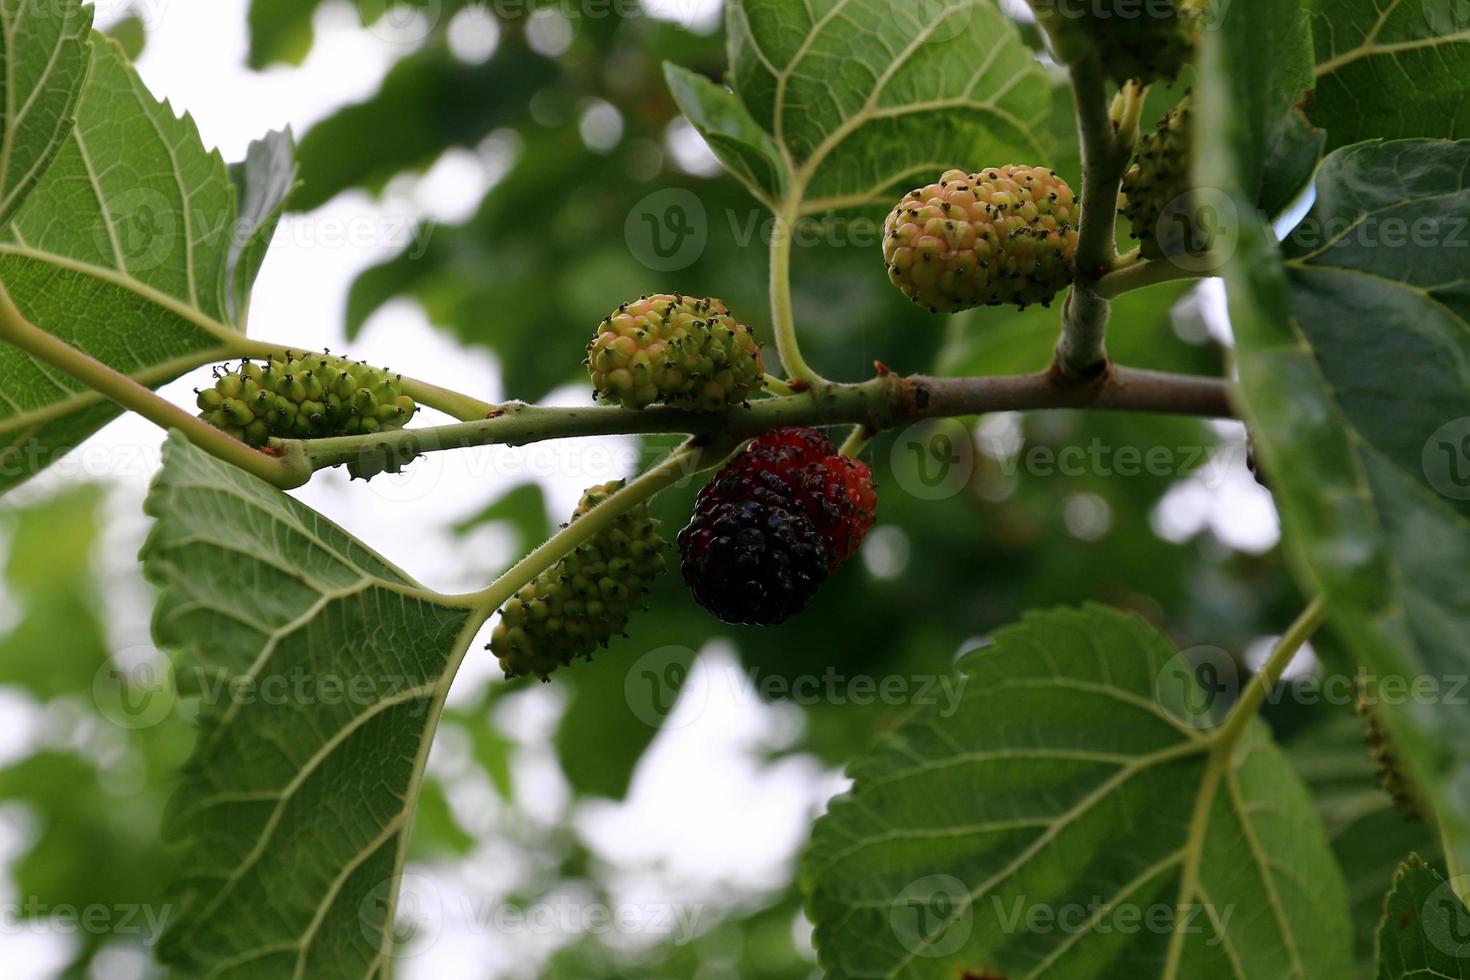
[490,482,667,681]
[197,352,417,447]
[1031,0,1202,85]
[1120,96,1196,260]
[883,167,1079,313]
[679,428,876,626]
[587,294,764,410]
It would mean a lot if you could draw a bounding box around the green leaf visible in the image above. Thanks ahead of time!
[1202,0,1314,207]
[664,62,786,205]
[1259,109,1327,219]
[1221,137,1470,877]
[0,483,109,699]
[1373,856,1470,979]
[1308,0,1470,151]
[143,432,482,976]
[0,37,280,494]
[802,605,1351,980]
[0,0,93,226]
[1289,712,1442,973]
[720,0,1050,216]
[246,0,321,68]
[227,128,297,326]
[1206,5,1470,910]
[291,34,556,211]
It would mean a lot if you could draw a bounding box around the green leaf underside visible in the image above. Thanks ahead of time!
[1288,712,1442,972]
[1201,0,1314,210]
[0,35,269,494]
[144,433,476,978]
[226,127,296,327]
[802,606,1350,980]
[0,0,93,226]
[723,0,1050,216]
[1373,857,1470,979]
[1224,137,1470,872]
[1309,0,1470,151]
[664,62,786,205]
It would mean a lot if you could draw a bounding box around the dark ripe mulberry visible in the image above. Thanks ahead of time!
[679,428,878,624]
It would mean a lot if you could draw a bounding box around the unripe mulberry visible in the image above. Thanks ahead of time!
[490,482,666,681]
[1357,679,1424,820]
[1031,0,1202,85]
[1120,95,1196,260]
[679,428,877,625]
[197,352,418,446]
[883,167,1079,313]
[587,294,764,410]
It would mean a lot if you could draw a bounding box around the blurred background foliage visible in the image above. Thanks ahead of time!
[0,3,1432,978]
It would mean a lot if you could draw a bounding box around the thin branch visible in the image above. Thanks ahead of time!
[838,424,876,458]
[769,210,827,387]
[0,283,311,489]
[1213,596,1327,751]
[468,436,740,613]
[1096,259,1210,300]
[288,365,1234,477]
[1052,61,1141,379]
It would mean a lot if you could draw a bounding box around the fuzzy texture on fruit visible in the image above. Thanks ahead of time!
[883,167,1079,313]
[490,482,666,681]
[1356,680,1424,820]
[587,294,764,410]
[678,428,877,625]
[197,352,417,446]
[1120,95,1195,260]
[1031,0,1202,85]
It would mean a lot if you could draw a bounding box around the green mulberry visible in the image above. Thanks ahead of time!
[196,351,418,446]
[489,482,666,681]
[1357,679,1424,820]
[1031,0,1202,85]
[883,167,1079,313]
[586,294,764,411]
[1120,95,1195,260]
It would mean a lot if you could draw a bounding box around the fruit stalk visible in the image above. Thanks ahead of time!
[467,436,741,616]
[769,210,826,388]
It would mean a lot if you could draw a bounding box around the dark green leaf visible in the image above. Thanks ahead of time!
[1373,856,1470,979]
[1308,0,1470,151]
[144,433,481,976]
[803,605,1352,979]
